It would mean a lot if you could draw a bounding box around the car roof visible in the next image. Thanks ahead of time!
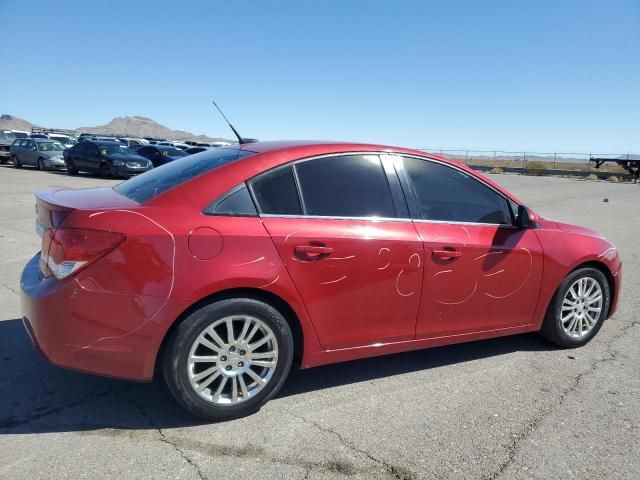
[231,140,433,157]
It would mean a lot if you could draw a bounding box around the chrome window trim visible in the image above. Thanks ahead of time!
[258,213,515,229]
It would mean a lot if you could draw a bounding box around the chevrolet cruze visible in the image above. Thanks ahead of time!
[20,141,621,420]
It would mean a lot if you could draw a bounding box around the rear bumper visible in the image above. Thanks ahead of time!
[20,253,189,381]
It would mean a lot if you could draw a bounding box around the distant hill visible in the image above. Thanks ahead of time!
[0,114,39,132]
[0,114,232,143]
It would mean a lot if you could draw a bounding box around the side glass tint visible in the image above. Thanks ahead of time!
[204,184,257,216]
[249,165,302,215]
[295,154,396,218]
[403,157,512,224]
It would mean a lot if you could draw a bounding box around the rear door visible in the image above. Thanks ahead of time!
[392,155,544,338]
[24,140,37,166]
[252,154,424,350]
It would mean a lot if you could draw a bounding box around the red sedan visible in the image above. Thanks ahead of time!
[21,141,622,420]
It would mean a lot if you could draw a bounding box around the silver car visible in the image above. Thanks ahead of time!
[10,138,67,171]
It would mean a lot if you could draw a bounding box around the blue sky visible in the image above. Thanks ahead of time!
[1,0,638,153]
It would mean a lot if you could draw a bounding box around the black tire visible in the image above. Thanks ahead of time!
[540,267,611,348]
[38,158,46,171]
[162,298,294,421]
[66,159,78,175]
[12,155,21,168]
[100,164,112,179]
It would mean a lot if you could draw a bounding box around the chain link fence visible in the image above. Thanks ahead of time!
[415,149,635,173]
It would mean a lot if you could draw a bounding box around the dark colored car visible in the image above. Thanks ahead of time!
[135,145,187,166]
[21,141,621,421]
[63,140,152,178]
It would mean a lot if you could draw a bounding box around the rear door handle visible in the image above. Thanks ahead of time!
[295,245,334,255]
[432,249,461,260]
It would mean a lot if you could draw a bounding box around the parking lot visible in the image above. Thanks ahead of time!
[0,165,638,480]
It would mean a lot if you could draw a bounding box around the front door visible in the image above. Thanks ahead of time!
[393,155,544,338]
[250,154,423,349]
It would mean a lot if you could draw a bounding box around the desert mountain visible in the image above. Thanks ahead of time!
[0,114,231,143]
[0,114,39,132]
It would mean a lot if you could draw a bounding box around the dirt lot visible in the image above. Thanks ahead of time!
[0,165,638,480]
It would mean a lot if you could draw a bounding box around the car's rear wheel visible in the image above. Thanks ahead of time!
[162,298,294,421]
[12,155,21,168]
[66,159,78,175]
[541,267,610,347]
[38,158,46,171]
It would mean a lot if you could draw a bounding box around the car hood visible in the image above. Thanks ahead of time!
[106,153,148,162]
[540,218,605,239]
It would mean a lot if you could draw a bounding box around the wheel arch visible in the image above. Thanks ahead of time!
[570,260,616,318]
[155,287,305,378]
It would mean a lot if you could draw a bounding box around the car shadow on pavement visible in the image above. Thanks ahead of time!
[0,317,558,433]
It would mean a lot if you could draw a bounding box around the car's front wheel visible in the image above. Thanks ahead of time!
[162,298,294,421]
[541,267,611,347]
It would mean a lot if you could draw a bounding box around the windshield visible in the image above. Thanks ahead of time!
[115,148,255,203]
[0,131,15,141]
[99,144,133,155]
[37,141,64,152]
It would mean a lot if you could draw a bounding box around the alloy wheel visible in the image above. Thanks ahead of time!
[560,276,603,338]
[187,315,279,405]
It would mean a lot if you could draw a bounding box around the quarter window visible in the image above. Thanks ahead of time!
[295,155,396,218]
[249,165,302,215]
[204,184,257,216]
[402,157,512,224]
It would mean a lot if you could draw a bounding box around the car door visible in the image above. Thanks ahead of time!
[68,142,85,170]
[83,142,101,173]
[392,154,544,338]
[252,154,424,350]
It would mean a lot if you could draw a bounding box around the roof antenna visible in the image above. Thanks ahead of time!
[211,100,256,144]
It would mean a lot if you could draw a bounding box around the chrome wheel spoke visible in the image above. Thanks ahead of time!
[560,277,603,339]
[187,314,278,406]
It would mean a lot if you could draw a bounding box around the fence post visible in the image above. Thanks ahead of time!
[523,152,526,167]
[553,152,557,169]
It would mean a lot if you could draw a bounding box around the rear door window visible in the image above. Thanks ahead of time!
[294,154,396,218]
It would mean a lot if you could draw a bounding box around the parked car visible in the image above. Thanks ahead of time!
[10,138,66,170]
[158,141,190,150]
[184,146,210,155]
[118,137,149,147]
[29,133,49,139]
[63,140,152,178]
[0,130,15,163]
[10,130,29,138]
[48,134,78,149]
[135,145,187,166]
[20,141,621,421]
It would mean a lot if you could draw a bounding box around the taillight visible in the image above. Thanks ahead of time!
[40,228,125,279]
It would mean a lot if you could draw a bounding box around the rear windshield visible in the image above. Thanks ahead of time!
[114,148,255,203]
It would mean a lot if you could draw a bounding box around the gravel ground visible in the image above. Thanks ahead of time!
[0,165,638,480]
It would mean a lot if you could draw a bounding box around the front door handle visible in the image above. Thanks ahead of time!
[432,249,461,260]
[294,245,333,260]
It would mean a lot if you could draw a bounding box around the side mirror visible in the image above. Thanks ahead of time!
[516,205,531,228]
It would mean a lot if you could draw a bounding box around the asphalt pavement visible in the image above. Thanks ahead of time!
[0,165,638,479]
